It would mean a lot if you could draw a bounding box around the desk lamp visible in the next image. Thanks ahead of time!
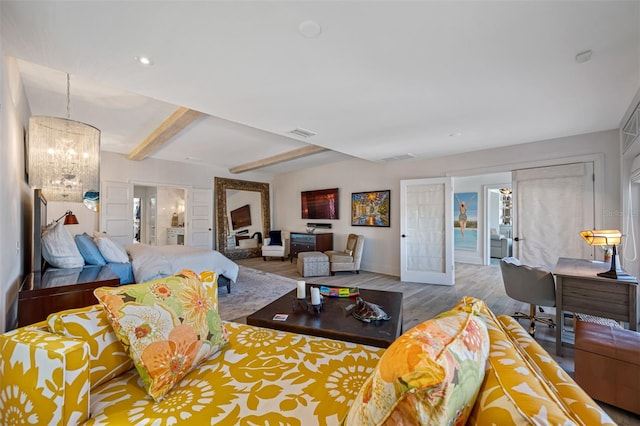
[579,230,633,280]
[55,211,79,225]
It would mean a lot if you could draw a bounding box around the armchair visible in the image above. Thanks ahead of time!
[262,230,286,261]
[490,228,512,258]
[324,234,364,275]
[500,257,556,336]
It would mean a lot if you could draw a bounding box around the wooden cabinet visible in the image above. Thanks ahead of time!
[289,232,333,261]
[18,265,120,327]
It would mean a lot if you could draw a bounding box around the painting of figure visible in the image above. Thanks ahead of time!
[454,192,477,251]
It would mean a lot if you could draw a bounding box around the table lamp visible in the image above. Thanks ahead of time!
[579,229,633,280]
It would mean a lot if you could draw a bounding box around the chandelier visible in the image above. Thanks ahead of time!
[29,73,100,202]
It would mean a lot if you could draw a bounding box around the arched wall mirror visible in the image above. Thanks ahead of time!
[215,177,270,260]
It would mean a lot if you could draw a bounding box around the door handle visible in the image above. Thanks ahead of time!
[401,234,406,238]
[514,237,522,241]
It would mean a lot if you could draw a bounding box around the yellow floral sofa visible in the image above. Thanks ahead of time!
[0,270,614,425]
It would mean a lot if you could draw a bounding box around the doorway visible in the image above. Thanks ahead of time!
[485,183,513,265]
[133,185,186,246]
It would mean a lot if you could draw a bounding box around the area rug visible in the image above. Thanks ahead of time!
[218,265,297,322]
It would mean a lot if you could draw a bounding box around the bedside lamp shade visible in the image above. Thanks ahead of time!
[579,230,622,246]
[579,229,633,281]
[55,211,79,225]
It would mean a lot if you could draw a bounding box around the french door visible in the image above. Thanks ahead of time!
[189,188,213,249]
[400,177,454,285]
[512,162,595,269]
[100,181,134,246]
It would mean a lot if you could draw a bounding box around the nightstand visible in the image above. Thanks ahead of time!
[18,265,120,326]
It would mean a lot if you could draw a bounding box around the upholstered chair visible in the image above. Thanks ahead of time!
[325,234,364,275]
[262,230,286,261]
[500,257,556,336]
[490,228,512,258]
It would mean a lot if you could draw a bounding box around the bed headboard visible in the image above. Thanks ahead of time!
[33,188,47,272]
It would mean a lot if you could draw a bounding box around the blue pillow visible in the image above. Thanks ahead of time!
[102,263,135,285]
[75,234,107,265]
[268,230,282,246]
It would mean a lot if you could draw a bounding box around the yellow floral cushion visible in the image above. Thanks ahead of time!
[47,304,134,389]
[343,297,490,425]
[0,325,90,424]
[94,270,228,402]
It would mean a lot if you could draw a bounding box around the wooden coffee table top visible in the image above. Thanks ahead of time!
[246,285,403,348]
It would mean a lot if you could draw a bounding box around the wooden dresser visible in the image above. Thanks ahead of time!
[289,232,333,262]
[18,265,120,327]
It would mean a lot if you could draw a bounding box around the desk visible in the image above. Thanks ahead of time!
[554,257,638,356]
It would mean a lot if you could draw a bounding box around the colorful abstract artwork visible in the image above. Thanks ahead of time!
[351,190,390,227]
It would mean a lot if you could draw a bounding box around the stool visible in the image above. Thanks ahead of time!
[296,252,330,277]
[574,320,640,415]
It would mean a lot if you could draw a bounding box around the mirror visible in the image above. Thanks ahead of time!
[215,177,270,260]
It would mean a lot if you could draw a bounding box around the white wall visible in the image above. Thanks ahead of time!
[1,57,32,332]
[273,129,621,277]
[46,201,99,237]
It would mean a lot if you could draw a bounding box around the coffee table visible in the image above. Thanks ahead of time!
[246,285,403,348]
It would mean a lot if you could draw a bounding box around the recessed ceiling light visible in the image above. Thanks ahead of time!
[298,20,322,38]
[575,50,592,64]
[134,56,154,66]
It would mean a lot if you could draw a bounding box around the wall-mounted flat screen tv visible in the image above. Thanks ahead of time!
[230,204,251,230]
[301,188,339,220]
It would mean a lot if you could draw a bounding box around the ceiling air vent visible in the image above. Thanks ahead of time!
[380,153,417,162]
[289,128,317,138]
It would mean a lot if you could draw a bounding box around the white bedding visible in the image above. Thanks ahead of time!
[125,243,239,284]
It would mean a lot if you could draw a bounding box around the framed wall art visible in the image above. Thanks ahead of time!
[351,190,390,227]
[454,192,478,251]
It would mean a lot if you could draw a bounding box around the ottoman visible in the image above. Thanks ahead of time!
[574,320,640,415]
[297,251,330,277]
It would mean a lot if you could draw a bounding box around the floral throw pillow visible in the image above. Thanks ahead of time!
[93,270,228,402]
[343,298,490,425]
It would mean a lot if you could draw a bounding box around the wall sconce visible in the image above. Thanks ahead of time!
[28,73,100,202]
[55,210,79,225]
[580,230,634,281]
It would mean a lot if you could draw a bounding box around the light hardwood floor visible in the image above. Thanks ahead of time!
[237,257,537,333]
[236,257,640,425]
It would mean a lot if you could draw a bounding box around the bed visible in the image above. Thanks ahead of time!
[125,243,239,292]
[32,188,238,291]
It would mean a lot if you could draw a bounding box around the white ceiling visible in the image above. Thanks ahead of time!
[2,1,639,176]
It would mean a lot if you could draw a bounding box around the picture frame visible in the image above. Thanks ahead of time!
[351,190,390,227]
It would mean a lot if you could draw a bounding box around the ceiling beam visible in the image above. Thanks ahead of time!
[229,145,328,174]
[127,107,205,161]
